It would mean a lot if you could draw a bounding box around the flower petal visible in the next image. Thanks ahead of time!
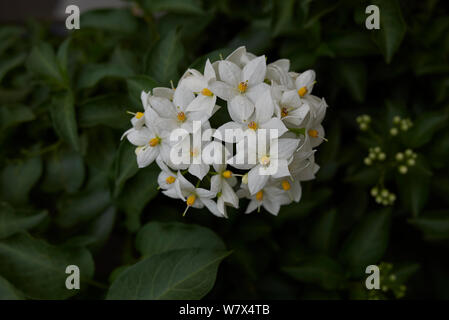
[242,55,266,86]
[173,84,195,110]
[248,165,269,195]
[209,80,237,101]
[255,89,274,124]
[218,60,241,87]
[245,82,270,104]
[229,95,254,123]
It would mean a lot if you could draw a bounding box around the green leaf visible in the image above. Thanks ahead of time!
[404,111,448,148]
[117,163,160,232]
[0,202,47,239]
[56,38,71,76]
[334,60,366,102]
[49,90,80,151]
[126,75,159,108]
[308,209,337,254]
[26,42,67,88]
[56,188,111,228]
[145,29,184,86]
[0,52,26,83]
[409,210,449,240]
[0,105,35,132]
[139,0,204,15]
[80,9,139,34]
[339,209,391,277]
[113,140,139,198]
[396,163,432,217]
[0,233,94,299]
[0,156,42,205]
[326,32,378,57]
[136,222,225,257]
[0,275,22,300]
[77,63,134,89]
[282,256,345,290]
[372,0,406,63]
[271,0,296,37]
[41,148,85,194]
[78,94,129,129]
[107,249,230,299]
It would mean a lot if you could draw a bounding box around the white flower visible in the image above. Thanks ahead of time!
[277,90,310,127]
[266,59,295,89]
[121,46,327,218]
[294,70,316,98]
[210,55,269,104]
[238,183,291,216]
[156,158,179,199]
[182,59,217,115]
[302,96,328,148]
[148,84,210,134]
[208,143,239,217]
[174,171,223,217]
[214,89,287,143]
[244,138,299,195]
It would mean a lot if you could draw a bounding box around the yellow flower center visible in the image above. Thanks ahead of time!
[256,190,264,201]
[247,121,258,130]
[260,155,270,166]
[308,129,318,138]
[177,112,186,122]
[222,170,232,179]
[149,137,160,147]
[165,176,176,184]
[298,86,308,97]
[135,112,144,119]
[238,81,248,93]
[187,194,196,206]
[201,88,213,96]
[281,107,288,118]
[281,180,291,191]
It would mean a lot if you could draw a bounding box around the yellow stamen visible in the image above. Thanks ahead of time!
[165,176,176,184]
[177,112,186,122]
[308,129,319,138]
[201,88,213,96]
[238,81,248,93]
[187,194,196,206]
[149,137,160,147]
[281,107,288,118]
[298,86,308,97]
[247,121,258,130]
[256,190,264,201]
[281,180,291,191]
[222,170,232,179]
[260,155,270,166]
[135,112,144,119]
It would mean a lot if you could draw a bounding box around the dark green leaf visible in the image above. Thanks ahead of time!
[372,0,406,63]
[107,249,230,299]
[126,75,159,108]
[49,90,80,151]
[139,0,204,15]
[0,275,22,300]
[145,29,184,85]
[113,140,139,198]
[80,9,139,34]
[0,202,47,239]
[0,52,26,83]
[136,222,225,257]
[0,233,94,299]
[0,156,42,205]
[26,42,67,87]
[340,209,391,277]
[283,256,345,290]
[78,94,129,129]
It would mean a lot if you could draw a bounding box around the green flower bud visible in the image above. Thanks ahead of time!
[399,165,408,174]
[390,127,398,136]
[395,152,404,161]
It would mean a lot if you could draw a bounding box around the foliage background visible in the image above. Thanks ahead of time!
[0,0,449,299]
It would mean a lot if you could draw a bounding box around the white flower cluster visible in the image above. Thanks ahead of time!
[122,47,328,217]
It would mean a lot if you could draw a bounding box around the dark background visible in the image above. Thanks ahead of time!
[0,0,448,300]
